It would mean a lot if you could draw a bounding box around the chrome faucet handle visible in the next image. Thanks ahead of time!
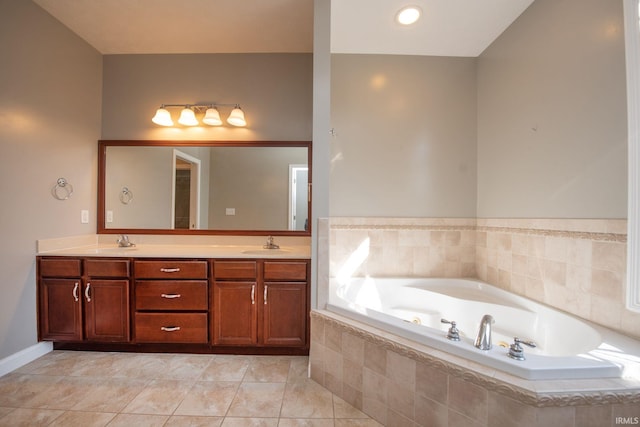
[440,318,461,341]
[507,337,536,361]
[263,235,279,249]
[117,234,135,247]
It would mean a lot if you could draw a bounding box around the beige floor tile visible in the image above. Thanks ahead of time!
[15,376,94,410]
[47,410,116,426]
[174,381,239,416]
[156,354,213,380]
[278,419,334,427]
[244,357,291,382]
[281,380,334,418]
[122,379,194,415]
[227,382,286,417]
[70,377,149,412]
[222,418,279,427]
[0,373,51,407]
[165,415,224,426]
[0,407,64,427]
[288,357,310,383]
[105,413,169,427]
[200,355,251,381]
[334,420,383,427]
[333,396,369,419]
[0,408,14,418]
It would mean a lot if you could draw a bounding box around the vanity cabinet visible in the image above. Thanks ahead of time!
[37,254,309,353]
[133,260,209,343]
[37,258,130,342]
[212,260,309,348]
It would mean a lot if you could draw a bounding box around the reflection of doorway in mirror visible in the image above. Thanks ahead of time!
[289,165,309,231]
[172,150,201,229]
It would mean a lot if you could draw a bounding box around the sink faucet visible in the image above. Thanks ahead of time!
[117,234,135,248]
[474,314,494,350]
[263,235,280,250]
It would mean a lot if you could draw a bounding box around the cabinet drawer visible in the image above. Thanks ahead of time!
[136,280,208,311]
[85,259,130,277]
[39,258,81,277]
[134,260,207,279]
[135,313,208,343]
[264,261,308,281]
[213,261,257,279]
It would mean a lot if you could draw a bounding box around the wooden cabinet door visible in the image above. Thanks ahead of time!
[212,281,257,345]
[262,282,307,346]
[84,279,130,342]
[39,278,82,341]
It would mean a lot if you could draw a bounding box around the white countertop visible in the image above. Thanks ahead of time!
[36,235,311,259]
[38,244,311,259]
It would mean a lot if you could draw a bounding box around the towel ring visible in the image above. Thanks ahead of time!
[52,178,73,200]
[119,187,134,204]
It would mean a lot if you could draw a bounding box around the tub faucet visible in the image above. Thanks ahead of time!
[117,234,135,247]
[474,314,494,350]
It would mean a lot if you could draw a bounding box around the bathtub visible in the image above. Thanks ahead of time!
[327,277,640,380]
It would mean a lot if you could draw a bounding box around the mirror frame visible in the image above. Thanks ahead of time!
[98,140,312,236]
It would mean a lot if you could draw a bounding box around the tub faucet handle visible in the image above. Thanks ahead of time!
[440,318,461,341]
[507,337,537,361]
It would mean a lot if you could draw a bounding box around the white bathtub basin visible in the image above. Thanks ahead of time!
[328,277,640,380]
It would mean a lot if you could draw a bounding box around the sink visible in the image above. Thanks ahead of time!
[241,248,291,255]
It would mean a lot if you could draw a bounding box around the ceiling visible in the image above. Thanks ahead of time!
[32,0,534,57]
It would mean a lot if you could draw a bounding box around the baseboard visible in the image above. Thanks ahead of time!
[0,342,53,377]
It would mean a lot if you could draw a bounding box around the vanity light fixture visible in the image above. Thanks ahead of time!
[152,103,247,127]
[396,5,422,25]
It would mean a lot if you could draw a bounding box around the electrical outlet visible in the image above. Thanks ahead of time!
[225,208,236,216]
[106,210,114,223]
[81,210,89,224]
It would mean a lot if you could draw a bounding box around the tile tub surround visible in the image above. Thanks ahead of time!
[310,310,640,427]
[325,217,639,340]
[0,351,382,426]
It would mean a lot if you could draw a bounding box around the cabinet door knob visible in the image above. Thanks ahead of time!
[85,283,91,302]
[161,293,181,299]
[160,326,181,332]
[72,282,79,302]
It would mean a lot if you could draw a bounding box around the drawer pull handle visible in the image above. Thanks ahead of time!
[160,268,181,273]
[264,285,268,305]
[251,284,255,305]
[85,283,91,302]
[72,282,79,302]
[161,293,181,299]
[161,326,181,332]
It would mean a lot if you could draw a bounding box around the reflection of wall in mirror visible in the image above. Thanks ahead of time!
[105,146,210,229]
[209,147,308,230]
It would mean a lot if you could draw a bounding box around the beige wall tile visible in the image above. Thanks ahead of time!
[535,406,575,427]
[415,362,448,405]
[575,405,612,427]
[414,395,447,427]
[487,392,536,427]
[364,342,386,376]
[362,368,388,405]
[448,376,488,424]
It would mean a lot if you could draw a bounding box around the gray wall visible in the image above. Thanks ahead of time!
[0,0,102,359]
[330,55,478,217]
[101,54,312,141]
[476,0,627,218]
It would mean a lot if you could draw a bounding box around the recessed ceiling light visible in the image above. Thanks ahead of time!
[396,5,422,26]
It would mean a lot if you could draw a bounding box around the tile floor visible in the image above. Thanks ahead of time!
[0,351,381,427]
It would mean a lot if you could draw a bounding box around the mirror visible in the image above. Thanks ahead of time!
[98,140,311,235]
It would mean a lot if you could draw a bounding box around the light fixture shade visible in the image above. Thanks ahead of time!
[202,107,223,126]
[178,107,198,126]
[227,106,246,127]
[151,108,174,126]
